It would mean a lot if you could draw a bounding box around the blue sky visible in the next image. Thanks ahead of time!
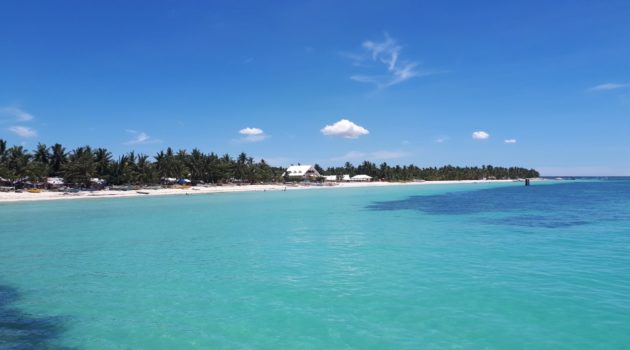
[1,1,629,175]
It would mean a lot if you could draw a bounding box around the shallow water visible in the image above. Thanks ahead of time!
[1,180,629,349]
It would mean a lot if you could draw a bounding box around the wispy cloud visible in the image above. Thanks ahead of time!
[345,33,434,89]
[321,119,369,139]
[0,106,34,122]
[8,126,37,138]
[435,136,449,143]
[124,130,162,145]
[590,83,630,91]
[332,150,408,161]
[371,150,409,160]
[238,127,269,142]
[504,139,517,144]
[472,131,490,140]
[332,151,367,160]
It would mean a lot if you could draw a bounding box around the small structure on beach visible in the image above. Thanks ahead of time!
[161,177,177,185]
[350,174,372,182]
[283,165,321,180]
[323,175,338,182]
[342,174,351,181]
[90,178,107,190]
[0,177,11,186]
[46,177,65,189]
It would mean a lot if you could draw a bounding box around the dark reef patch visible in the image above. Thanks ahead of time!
[368,181,630,228]
[0,284,74,350]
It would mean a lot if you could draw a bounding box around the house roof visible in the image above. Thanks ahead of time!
[284,165,320,177]
[47,177,64,185]
[351,174,372,179]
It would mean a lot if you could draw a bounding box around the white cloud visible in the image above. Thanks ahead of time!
[321,119,369,139]
[124,130,161,145]
[239,127,264,136]
[332,150,408,161]
[504,139,517,144]
[590,83,630,91]
[472,131,490,140]
[346,33,432,89]
[8,126,37,138]
[238,127,268,142]
[0,107,34,121]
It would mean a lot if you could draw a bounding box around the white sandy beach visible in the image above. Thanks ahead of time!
[0,180,523,203]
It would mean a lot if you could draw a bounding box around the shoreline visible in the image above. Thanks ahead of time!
[0,179,526,204]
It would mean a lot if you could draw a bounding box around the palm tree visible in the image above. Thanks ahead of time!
[93,148,112,179]
[6,146,31,180]
[33,143,50,164]
[0,139,7,178]
[50,143,67,177]
[188,148,205,182]
[136,154,154,184]
[218,153,234,182]
[0,139,8,163]
[63,146,95,187]
[235,152,248,181]
[204,152,220,183]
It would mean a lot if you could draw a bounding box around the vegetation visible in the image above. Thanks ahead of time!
[317,161,539,181]
[0,139,284,185]
[0,139,539,187]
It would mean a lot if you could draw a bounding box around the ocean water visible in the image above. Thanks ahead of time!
[1,180,630,349]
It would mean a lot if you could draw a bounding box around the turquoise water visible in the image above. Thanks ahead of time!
[2,180,630,349]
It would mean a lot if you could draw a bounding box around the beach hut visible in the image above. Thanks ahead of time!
[46,177,65,190]
[0,177,13,191]
[283,165,321,180]
[90,178,107,189]
[323,175,338,182]
[160,177,177,185]
[350,174,372,182]
[342,174,351,182]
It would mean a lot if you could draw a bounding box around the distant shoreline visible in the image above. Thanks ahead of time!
[0,179,536,204]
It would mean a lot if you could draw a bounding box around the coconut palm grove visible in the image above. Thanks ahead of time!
[0,139,539,187]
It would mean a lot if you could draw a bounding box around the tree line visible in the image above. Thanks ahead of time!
[0,139,539,186]
[0,139,284,186]
[313,161,539,181]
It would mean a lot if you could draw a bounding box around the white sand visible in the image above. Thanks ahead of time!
[0,180,523,203]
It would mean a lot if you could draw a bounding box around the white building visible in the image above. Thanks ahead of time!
[350,174,372,182]
[283,165,321,180]
[342,174,351,181]
[46,177,65,187]
[323,175,337,182]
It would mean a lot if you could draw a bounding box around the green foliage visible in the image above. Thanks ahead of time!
[0,138,539,185]
[323,162,539,181]
[62,146,95,186]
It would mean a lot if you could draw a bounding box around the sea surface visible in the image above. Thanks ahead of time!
[1,180,630,349]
